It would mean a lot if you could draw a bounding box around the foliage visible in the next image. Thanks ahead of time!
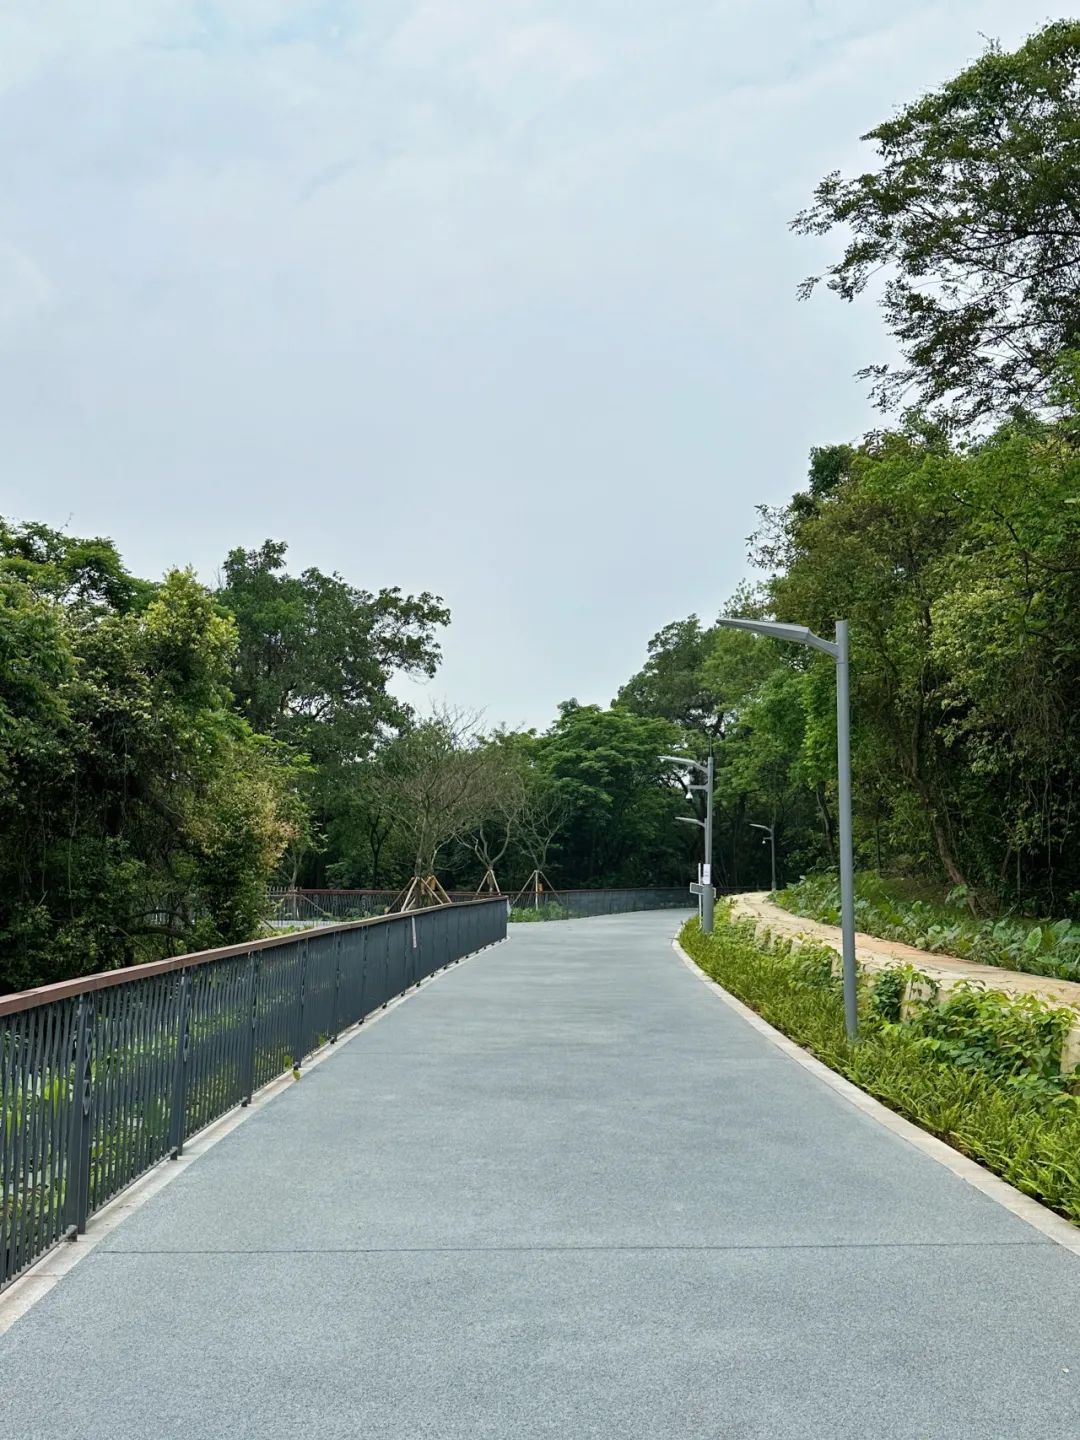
[617,594,834,890]
[0,526,304,992]
[363,707,504,879]
[680,910,1080,1220]
[219,540,448,755]
[794,22,1080,426]
[532,702,692,888]
[777,873,1080,983]
[217,540,449,888]
[738,408,1080,908]
[509,904,572,923]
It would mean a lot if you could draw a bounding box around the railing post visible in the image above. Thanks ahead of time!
[357,931,368,1025]
[293,941,308,1071]
[330,933,342,1042]
[65,995,94,1237]
[169,970,193,1159]
[241,954,259,1105]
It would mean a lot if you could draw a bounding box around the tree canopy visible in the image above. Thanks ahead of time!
[795,21,1080,426]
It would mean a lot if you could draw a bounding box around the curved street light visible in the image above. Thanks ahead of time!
[749,822,777,893]
[717,617,857,1040]
[661,752,715,935]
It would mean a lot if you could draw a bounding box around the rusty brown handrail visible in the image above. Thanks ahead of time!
[0,900,499,1017]
[1,898,508,1291]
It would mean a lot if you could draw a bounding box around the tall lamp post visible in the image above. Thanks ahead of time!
[717,618,856,1040]
[750,822,777,893]
[662,752,715,935]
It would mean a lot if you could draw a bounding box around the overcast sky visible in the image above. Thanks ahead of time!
[1,1,1060,729]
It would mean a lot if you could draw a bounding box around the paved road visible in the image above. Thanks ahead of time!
[3,912,1080,1438]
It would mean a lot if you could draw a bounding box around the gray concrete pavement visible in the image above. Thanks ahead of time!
[3,912,1080,1437]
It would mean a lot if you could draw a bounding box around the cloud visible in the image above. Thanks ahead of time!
[0,0,1065,727]
[0,242,53,328]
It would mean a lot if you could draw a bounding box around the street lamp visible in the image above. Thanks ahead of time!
[661,752,715,935]
[750,822,777,893]
[717,617,857,1040]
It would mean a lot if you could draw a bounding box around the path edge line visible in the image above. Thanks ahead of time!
[672,935,1080,1258]
[0,937,507,1335]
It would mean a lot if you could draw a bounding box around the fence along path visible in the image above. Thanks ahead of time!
[0,899,507,1291]
[269,885,696,923]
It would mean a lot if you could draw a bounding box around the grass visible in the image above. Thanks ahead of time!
[774,871,1080,983]
[680,905,1080,1223]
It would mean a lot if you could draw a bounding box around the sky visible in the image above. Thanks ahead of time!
[0,0,1062,729]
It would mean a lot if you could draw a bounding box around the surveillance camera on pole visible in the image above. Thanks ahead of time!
[662,752,715,935]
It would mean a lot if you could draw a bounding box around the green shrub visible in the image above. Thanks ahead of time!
[509,904,573,923]
[681,908,1080,1222]
[775,872,1080,982]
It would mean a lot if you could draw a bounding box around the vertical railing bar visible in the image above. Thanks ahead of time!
[381,924,390,1009]
[6,1014,22,1276]
[292,943,304,1071]
[135,984,150,1180]
[0,1017,11,1285]
[32,1002,54,1263]
[73,995,93,1236]
[141,979,160,1176]
[115,984,130,1200]
[118,984,135,1198]
[147,977,166,1173]
[10,1011,24,1264]
[22,1008,43,1272]
[361,929,371,1021]
[242,954,258,1106]
[39,1006,58,1254]
[169,970,192,1160]
[10,1011,31,1277]
[23,1003,43,1268]
[134,980,151,1181]
[233,960,246,1106]
[102,987,120,1207]
[330,934,342,1043]
[93,989,110,1210]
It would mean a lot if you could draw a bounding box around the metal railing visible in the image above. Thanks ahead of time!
[0,899,506,1292]
[521,887,698,917]
[270,886,699,925]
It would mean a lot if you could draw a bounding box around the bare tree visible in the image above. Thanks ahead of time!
[367,706,504,905]
[516,777,571,894]
[469,752,526,893]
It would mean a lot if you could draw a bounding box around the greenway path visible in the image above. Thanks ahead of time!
[3,911,1080,1438]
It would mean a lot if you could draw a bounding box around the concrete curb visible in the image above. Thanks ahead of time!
[672,935,1080,1259]
[0,938,506,1335]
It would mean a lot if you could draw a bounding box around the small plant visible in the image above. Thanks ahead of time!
[509,904,573,923]
[868,966,908,1023]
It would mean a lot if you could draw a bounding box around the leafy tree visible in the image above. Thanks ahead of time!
[217,540,449,884]
[794,22,1080,426]
[0,518,153,612]
[218,540,449,763]
[616,617,726,733]
[535,703,690,887]
[0,527,305,993]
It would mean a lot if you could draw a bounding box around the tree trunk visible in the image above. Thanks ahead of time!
[907,771,977,911]
[816,784,837,866]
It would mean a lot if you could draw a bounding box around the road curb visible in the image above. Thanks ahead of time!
[672,935,1080,1259]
